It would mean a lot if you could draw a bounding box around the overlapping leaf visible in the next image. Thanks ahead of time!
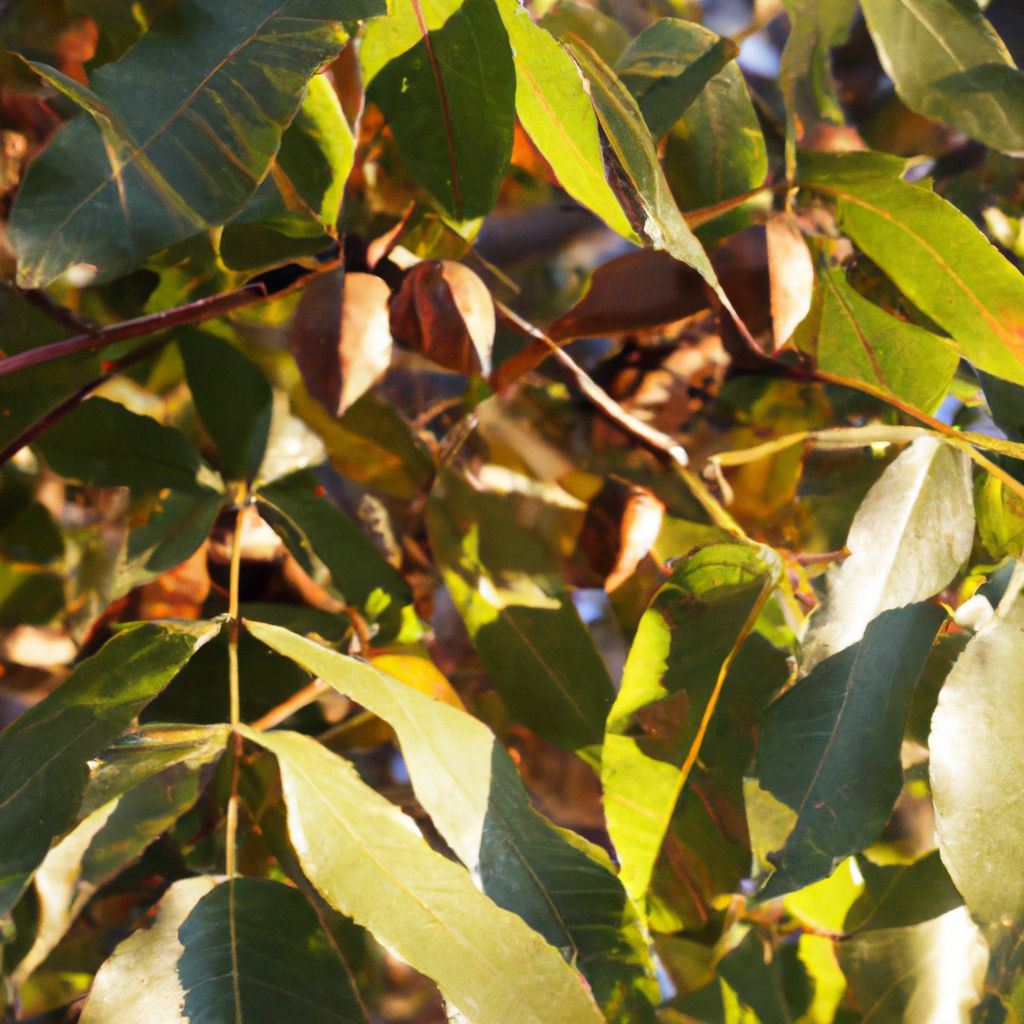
[9,0,371,287]
[245,727,606,1024]
[603,543,782,904]
[758,602,945,897]
[0,619,219,916]
[246,620,659,1021]
[861,0,1024,156]
[799,150,1024,386]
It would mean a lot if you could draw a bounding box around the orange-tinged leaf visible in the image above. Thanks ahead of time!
[370,651,466,711]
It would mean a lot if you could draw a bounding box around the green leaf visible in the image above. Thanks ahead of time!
[426,469,615,751]
[603,543,782,904]
[0,618,219,916]
[861,0,1024,156]
[843,851,963,935]
[179,330,273,482]
[798,150,1024,387]
[245,620,660,1021]
[0,564,65,626]
[811,265,959,413]
[568,38,742,324]
[800,436,973,669]
[539,2,629,65]
[717,929,814,1024]
[492,0,635,239]
[931,590,1024,936]
[220,74,354,270]
[757,602,945,897]
[362,0,515,220]
[177,877,366,1023]
[244,727,606,1024]
[778,0,857,148]
[838,908,988,1023]
[79,876,219,1024]
[616,19,739,141]
[35,397,211,494]
[0,286,100,460]
[12,732,225,985]
[254,469,411,641]
[9,0,367,288]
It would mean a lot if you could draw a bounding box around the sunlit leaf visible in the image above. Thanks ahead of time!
[246,621,659,1021]
[245,727,606,1024]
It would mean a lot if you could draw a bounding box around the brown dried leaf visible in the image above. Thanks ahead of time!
[389,260,495,376]
[578,476,665,591]
[290,269,393,416]
[766,212,815,351]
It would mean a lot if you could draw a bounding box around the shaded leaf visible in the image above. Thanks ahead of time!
[245,727,606,1024]
[362,0,515,220]
[79,876,219,1024]
[36,396,212,495]
[247,621,659,1021]
[861,0,1024,156]
[426,469,615,751]
[812,265,959,412]
[494,0,634,239]
[291,268,393,416]
[603,543,782,903]
[254,469,410,640]
[177,877,366,1023]
[801,435,973,669]
[390,260,494,376]
[220,74,354,270]
[799,150,1024,386]
[758,602,945,897]
[0,619,219,916]
[844,851,963,935]
[616,19,738,140]
[180,330,273,483]
[9,0,367,287]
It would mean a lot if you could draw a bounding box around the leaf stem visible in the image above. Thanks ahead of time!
[225,486,248,880]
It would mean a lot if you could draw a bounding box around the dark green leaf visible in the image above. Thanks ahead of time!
[798,150,1024,387]
[362,0,515,220]
[426,469,615,751]
[254,469,411,641]
[0,618,219,916]
[79,876,220,1024]
[177,877,366,1023]
[245,727,606,1024]
[861,0,1024,156]
[758,602,945,897]
[717,930,813,1024]
[246,621,660,1022]
[0,564,65,626]
[844,851,963,934]
[616,19,739,140]
[9,0,368,287]
[179,330,273,482]
[36,396,210,494]
[124,486,226,580]
[980,369,1024,442]
[603,543,782,904]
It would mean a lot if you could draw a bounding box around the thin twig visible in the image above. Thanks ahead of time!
[225,488,247,881]
[249,678,331,732]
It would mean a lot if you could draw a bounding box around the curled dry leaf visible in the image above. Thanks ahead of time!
[290,268,393,416]
[578,476,666,591]
[389,260,496,376]
[766,211,815,351]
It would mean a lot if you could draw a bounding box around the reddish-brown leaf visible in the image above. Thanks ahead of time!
[389,260,495,376]
[290,269,393,416]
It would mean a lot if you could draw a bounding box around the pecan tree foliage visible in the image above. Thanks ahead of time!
[0,0,1023,1021]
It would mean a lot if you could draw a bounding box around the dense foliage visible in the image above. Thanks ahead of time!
[0,0,1023,1020]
